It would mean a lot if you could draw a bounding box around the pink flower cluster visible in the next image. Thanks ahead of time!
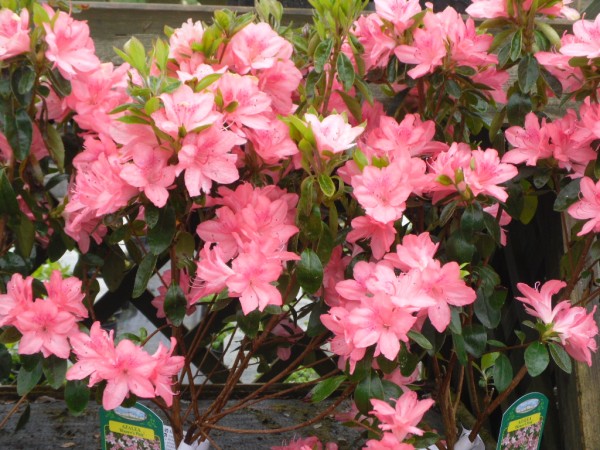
[365,390,434,449]
[0,271,86,359]
[321,233,476,372]
[516,280,598,366]
[353,1,500,82]
[194,184,299,315]
[503,111,596,176]
[466,0,578,20]
[66,322,184,409]
[64,15,301,252]
[272,436,338,450]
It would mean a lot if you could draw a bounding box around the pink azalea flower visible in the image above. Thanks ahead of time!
[245,118,298,164]
[194,244,235,299]
[364,433,414,449]
[472,67,509,103]
[43,9,100,79]
[385,232,439,272]
[44,270,87,319]
[305,113,364,155]
[177,125,243,197]
[352,161,413,223]
[467,148,518,202]
[465,0,508,19]
[568,177,600,235]
[150,337,185,406]
[217,73,272,131]
[554,305,598,366]
[15,299,78,359]
[347,215,396,260]
[67,322,118,386]
[370,390,435,441]
[420,261,477,332]
[257,59,302,115]
[119,144,176,208]
[515,280,568,325]
[0,273,33,327]
[503,113,553,166]
[347,293,417,361]
[547,110,596,176]
[223,22,292,74]
[169,19,205,60]
[394,27,446,79]
[0,8,30,60]
[352,14,397,70]
[374,0,422,34]
[320,306,367,373]
[271,436,337,450]
[152,84,220,138]
[227,250,284,315]
[560,16,600,59]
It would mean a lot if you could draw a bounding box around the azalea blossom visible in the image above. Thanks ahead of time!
[370,390,435,441]
[304,113,364,155]
[568,177,600,236]
[0,8,30,61]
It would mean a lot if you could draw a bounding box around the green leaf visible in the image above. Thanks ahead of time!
[408,330,433,351]
[510,29,522,61]
[354,371,384,415]
[42,356,67,390]
[164,282,187,327]
[461,204,484,235]
[453,333,468,366]
[195,73,222,91]
[148,205,176,255]
[132,253,158,298]
[318,173,336,198]
[0,169,19,216]
[540,68,563,98]
[314,38,333,73]
[236,309,261,338]
[17,359,43,396]
[45,125,65,172]
[549,342,572,374]
[520,194,538,225]
[64,380,89,416]
[518,54,539,94]
[0,326,21,344]
[463,324,487,358]
[446,232,476,264]
[399,344,420,376]
[297,249,323,294]
[474,289,504,328]
[336,52,355,92]
[15,213,35,258]
[16,67,35,96]
[525,342,549,377]
[4,107,33,160]
[507,92,532,126]
[306,300,328,337]
[122,37,147,76]
[554,178,581,212]
[102,250,127,292]
[493,354,513,392]
[174,231,196,263]
[310,375,346,402]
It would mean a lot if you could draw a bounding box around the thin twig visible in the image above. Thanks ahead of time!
[0,395,27,430]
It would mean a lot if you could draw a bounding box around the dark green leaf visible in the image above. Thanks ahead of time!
[314,38,333,73]
[399,344,420,376]
[16,67,35,96]
[297,249,323,294]
[408,330,433,351]
[164,282,187,326]
[507,92,532,126]
[306,300,328,337]
[65,380,89,416]
[463,324,487,357]
[554,178,581,212]
[17,359,43,396]
[309,375,346,402]
[549,342,572,374]
[318,173,336,198]
[461,203,484,235]
[453,333,468,366]
[510,29,522,61]
[483,211,502,244]
[236,309,261,338]
[410,432,441,448]
[4,108,33,160]
[474,289,503,328]
[520,194,538,225]
[446,232,476,264]
[102,251,127,292]
[132,253,158,298]
[354,371,384,415]
[45,125,65,172]
[540,68,563,98]
[42,356,67,390]
[15,213,35,258]
[148,205,176,255]
[0,326,20,344]
[525,342,549,377]
[518,54,539,94]
[0,169,19,216]
[381,379,402,401]
[493,354,513,392]
[336,52,355,92]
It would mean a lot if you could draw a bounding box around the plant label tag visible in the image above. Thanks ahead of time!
[496,392,549,450]
[99,402,166,449]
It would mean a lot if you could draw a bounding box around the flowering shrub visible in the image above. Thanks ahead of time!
[0,0,599,449]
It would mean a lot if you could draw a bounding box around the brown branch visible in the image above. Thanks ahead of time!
[0,394,27,430]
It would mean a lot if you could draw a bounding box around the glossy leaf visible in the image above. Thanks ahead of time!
[132,253,158,298]
[463,324,487,358]
[354,371,384,415]
[310,375,346,402]
[148,205,176,255]
[65,380,90,416]
[549,342,572,374]
[493,354,513,392]
[164,282,187,327]
[297,249,323,294]
[42,356,67,390]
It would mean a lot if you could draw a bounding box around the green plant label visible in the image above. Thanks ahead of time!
[496,392,548,450]
[99,402,165,449]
